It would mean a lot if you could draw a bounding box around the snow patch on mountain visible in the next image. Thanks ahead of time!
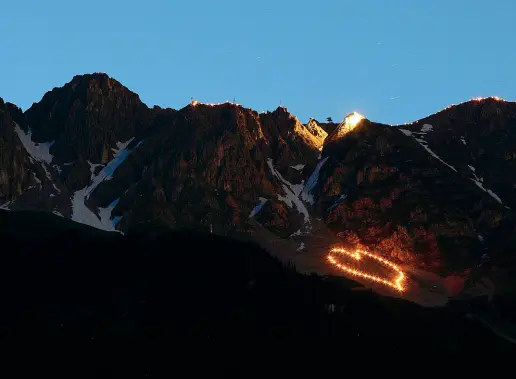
[290,229,302,237]
[417,139,458,172]
[85,138,137,198]
[32,172,42,187]
[471,180,504,204]
[87,161,104,178]
[0,201,11,210]
[249,197,267,218]
[71,138,138,231]
[41,163,60,193]
[14,124,54,164]
[400,128,457,173]
[13,123,62,193]
[421,124,433,133]
[267,158,310,223]
[301,157,329,205]
[71,188,106,230]
[112,138,135,155]
[290,164,305,171]
[98,198,121,229]
[468,165,505,205]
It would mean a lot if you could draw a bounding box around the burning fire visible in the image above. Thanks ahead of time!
[335,112,365,138]
[190,99,241,107]
[345,112,365,129]
[327,247,405,292]
[442,96,506,111]
[471,96,505,102]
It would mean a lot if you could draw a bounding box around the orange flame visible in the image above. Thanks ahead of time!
[470,96,505,102]
[327,247,405,291]
[190,100,241,108]
[335,112,365,138]
[345,112,365,129]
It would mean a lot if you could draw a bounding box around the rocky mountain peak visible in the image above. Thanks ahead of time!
[305,117,328,140]
[24,73,150,164]
[0,99,24,126]
[415,97,516,126]
[69,72,118,91]
[272,105,290,115]
[462,97,516,119]
[29,73,139,120]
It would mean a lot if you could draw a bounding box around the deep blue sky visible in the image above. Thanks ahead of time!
[2,0,516,124]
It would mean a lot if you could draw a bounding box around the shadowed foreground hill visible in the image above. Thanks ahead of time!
[0,211,514,357]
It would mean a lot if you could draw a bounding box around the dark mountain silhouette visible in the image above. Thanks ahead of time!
[0,209,514,356]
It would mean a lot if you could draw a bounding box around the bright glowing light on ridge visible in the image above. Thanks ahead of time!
[471,96,505,102]
[334,112,366,138]
[345,112,365,129]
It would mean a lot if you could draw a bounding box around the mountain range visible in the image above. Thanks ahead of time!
[2,73,516,310]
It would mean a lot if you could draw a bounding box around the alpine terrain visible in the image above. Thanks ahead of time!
[2,73,516,341]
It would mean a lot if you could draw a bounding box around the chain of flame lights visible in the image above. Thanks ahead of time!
[327,248,405,291]
[401,97,506,126]
[191,99,242,107]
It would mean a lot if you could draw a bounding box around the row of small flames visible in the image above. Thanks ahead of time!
[327,247,405,292]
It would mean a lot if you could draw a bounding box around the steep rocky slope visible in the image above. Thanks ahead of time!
[87,101,327,234]
[1,74,328,235]
[0,99,32,202]
[0,98,65,213]
[397,97,516,210]
[23,73,151,194]
[313,116,511,274]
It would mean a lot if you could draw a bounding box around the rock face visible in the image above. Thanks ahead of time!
[1,75,325,235]
[0,98,64,212]
[398,97,516,210]
[0,99,32,202]
[89,102,327,234]
[2,75,516,291]
[24,73,151,192]
[307,117,339,135]
[314,117,510,274]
